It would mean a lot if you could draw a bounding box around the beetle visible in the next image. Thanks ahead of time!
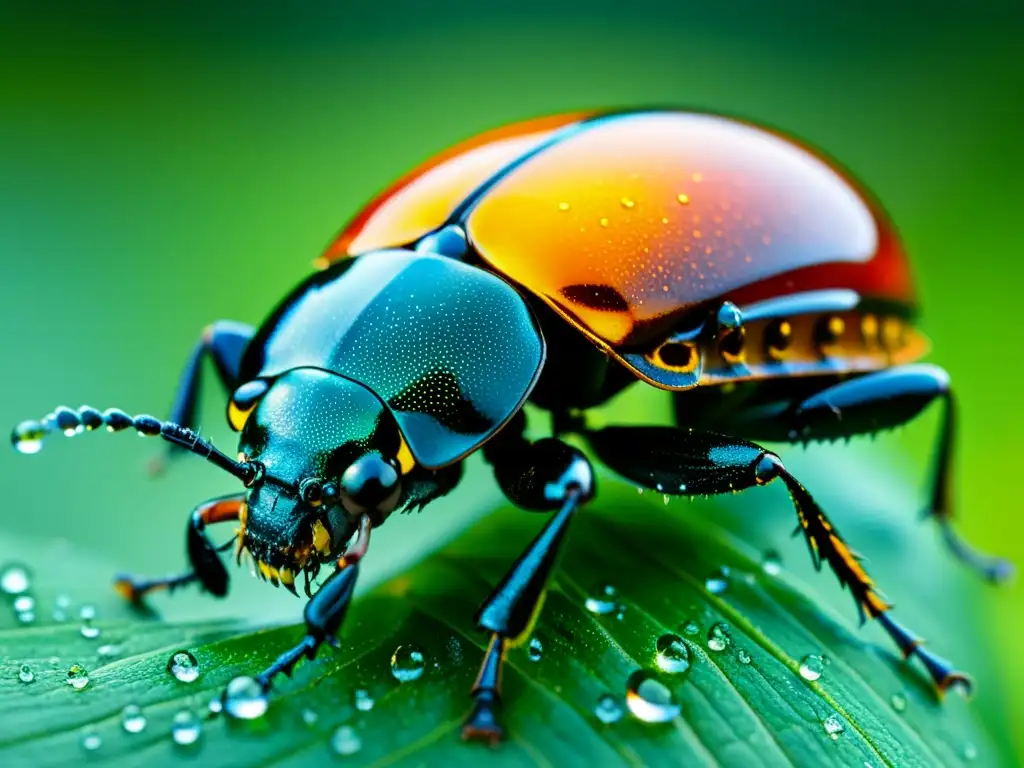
[11,110,1011,743]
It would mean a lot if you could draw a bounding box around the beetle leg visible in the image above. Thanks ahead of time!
[585,425,972,695]
[777,365,1009,583]
[253,559,361,691]
[463,436,594,744]
[114,493,244,603]
[152,320,254,474]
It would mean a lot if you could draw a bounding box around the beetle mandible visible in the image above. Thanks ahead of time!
[11,110,1012,743]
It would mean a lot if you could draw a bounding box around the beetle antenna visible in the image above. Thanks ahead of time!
[11,405,259,485]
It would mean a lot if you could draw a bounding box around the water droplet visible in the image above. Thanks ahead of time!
[737,649,752,665]
[15,609,35,624]
[171,710,201,746]
[13,595,34,613]
[0,563,31,595]
[97,644,121,659]
[330,725,362,756]
[354,688,375,712]
[704,567,730,595]
[301,707,319,726]
[707,623,730,652]
[962,742,978,761]
[620,196,635,209]
[585,584,619,615]
[79,604,96,621]
[625,669,681,723]
[224,676,268,719]
[558,201,570,211]
[677,193,690,204]
[761,550,783,576]
[121,705,147,734]
[12,421,46,454]
[890,692,907,712]
[599,217,610,228]
[822,713,844,740]
[208,698,223,715]
[799,654,825,681]
[655,634,691,674]
[636,486,644,495]
[81,623,100,640]
[168,650,200,683]
[682,620,699,636]
[527,637,543,662]
[80,730,102,752]
[390,645,426,682]
[663,494,670,505]
[594,693,624,724]
[66,664,89,690]
[18,664,34,683]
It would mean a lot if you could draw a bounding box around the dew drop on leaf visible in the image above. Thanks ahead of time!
[224,676,268,720]
[171,710,201,746]
[354,688,375,712]
[625,670,681,723]
[208,698,223,716]
[79,730,102,752]
[681,620,700,636]
[527,636,543,662]
[121,705,147,734]
[962,742,978,761]
[799,654,825,681]
[585,584,619,615]
[761,550,783,576]
[18,664,34,683]
[707,623,730,652]
[330,725,362,756]
[704,567,730,595]
[167,650,200,683]
[301,708,319,726]
[655,634,691,674]
[737,648,752,665]
[97,644,121,659]
[594,693,624,724]
[13,595,34,613]
[66,664,89,690]
[823,713,844,740]
[890,692,907,712]
[390,645,425,682]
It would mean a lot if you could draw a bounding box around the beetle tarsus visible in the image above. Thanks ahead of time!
[462,635,506,745]
[255,634,319,691]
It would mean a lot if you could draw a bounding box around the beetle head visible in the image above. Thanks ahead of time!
[235,368,403,591]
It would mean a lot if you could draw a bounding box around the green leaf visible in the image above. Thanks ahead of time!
[0,454,1010,767]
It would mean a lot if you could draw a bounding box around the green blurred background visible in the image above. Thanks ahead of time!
[1,0,1021,761]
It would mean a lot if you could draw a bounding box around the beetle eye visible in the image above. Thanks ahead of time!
[300,478,324,506]
[322,482,339,502]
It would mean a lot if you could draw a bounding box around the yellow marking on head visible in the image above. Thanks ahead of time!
[228,400,258,432]
[312,519,331,555]
[396,435,416,475]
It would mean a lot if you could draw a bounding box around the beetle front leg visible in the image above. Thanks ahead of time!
[585,425,972,695]
[114,493,244,603]
[463,436,594,744]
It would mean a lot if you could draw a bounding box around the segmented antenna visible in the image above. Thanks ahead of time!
[11,405,259,485]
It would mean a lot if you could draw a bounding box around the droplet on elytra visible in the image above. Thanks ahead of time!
[171,710,201,746]
[704,567,730,595]
[737,649,752,665]
[224,676,268,720]
[890,692,907,712]
[527,637,543,662]
[168,651,200,683]
[80,730,102,752]
[822,713,844,740]
[625,670,681,723]
[799,654,825,681]
[0,563,31,595]
[354,688,375,712]
[962,742,978,761]
[330,725,362,756]
[66,664,89,690]
[301,707,319,726]
[682,620,699,636]
[18,664,34,683]
[707,623,730,652]
[391,645,425,682]
[585,584,619,615]
[655,634,691,674]
[761,550,783,576]
[121,705,147,734]
[594,694,624,724]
